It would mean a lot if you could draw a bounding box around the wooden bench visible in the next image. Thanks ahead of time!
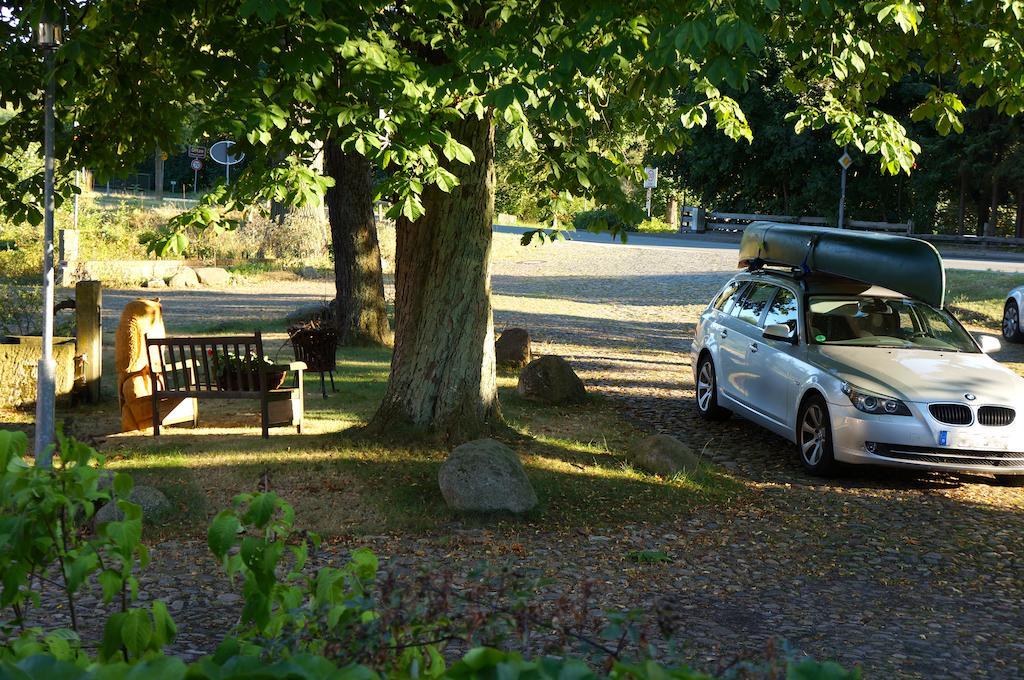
[145,332,306,438]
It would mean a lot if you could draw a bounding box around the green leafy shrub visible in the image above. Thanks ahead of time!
[573,209,629,234]
[0,284,75,336]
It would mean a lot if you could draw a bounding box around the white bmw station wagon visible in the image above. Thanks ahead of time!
[692,224,1024,484]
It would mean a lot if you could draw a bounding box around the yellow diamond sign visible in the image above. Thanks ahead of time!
[838,151,853,170]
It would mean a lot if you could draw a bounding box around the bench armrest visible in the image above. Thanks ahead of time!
[266,361,306,372]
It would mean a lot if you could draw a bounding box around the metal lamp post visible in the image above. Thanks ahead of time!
[34,19,62,467]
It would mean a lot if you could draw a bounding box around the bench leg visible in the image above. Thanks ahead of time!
[260,392,270,439]
[297,369,305,434]
[151,388,161,436]
[320,372,326,399]
[329,370,337,393]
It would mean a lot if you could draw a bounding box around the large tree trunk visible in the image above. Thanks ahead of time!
[324,140,392,346]
[367,113,500,443]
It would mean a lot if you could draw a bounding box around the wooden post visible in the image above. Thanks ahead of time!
[667,196,679,230]
[693,206,706,232]
[75,281,102,403]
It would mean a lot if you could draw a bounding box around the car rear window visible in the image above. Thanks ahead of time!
[733,283,776,326]
[713,281,747,314]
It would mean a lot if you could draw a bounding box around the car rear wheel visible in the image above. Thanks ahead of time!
[994,474,1024,487]
[695,355,730,421]
[1003,300,1023,343]
[797,395,838,476]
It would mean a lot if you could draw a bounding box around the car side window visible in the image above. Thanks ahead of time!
[715,281,747,315]
[733,283,775,326]
[762,287,799,332]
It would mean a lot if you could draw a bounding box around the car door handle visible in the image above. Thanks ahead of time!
[721,328,729,338]
[749,342,758,353]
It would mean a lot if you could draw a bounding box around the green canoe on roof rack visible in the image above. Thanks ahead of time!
[738,222,947,308]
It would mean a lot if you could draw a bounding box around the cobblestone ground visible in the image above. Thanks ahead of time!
[92,238,1024,677]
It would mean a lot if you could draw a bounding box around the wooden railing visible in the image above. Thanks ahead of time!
[678,208,912,235]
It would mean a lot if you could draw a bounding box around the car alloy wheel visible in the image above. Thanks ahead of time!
[797,395,837,476]
[695,356,730,421]
[1003,301,1023,342]
[697,361,715,411]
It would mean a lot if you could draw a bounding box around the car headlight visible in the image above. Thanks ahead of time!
[841,382,912,416]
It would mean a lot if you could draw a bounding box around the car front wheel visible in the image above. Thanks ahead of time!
[695,355,730,421]
[797,395,838,476]
[1003,300,1023,343]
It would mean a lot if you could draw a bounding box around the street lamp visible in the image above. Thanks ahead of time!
[34,18,62,467]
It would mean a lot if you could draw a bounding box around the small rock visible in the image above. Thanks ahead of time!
[438,439,538,513]
[627,434,701,477]
[194,266,231,286]
[300,266,320,279]
[95,485,172,524]
[516,355,586,405]
[216,593,242,604]
[495,328,533,368]
[142,278,166,289]
[167,268,200,288]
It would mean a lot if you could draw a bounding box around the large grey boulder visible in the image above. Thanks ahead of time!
[167,268,200,288]
[516,355,586,405]
[194,267,232,286]
[95,485,172,524]
[627,434,701,477]
[495,328,532,368]
[438,439,538,513]
[142,278,166,289]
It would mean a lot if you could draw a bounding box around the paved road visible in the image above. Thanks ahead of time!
[495,224,1024,274]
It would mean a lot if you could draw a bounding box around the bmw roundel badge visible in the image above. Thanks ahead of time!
[965,393,977,401]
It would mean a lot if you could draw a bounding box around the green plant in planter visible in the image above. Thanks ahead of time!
[207,349,283,389]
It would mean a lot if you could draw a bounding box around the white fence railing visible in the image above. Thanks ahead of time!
[678,208,912,235]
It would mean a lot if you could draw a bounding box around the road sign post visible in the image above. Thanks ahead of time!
[190,158,203,195]
[643,167,658,218]
[837,149,852,229]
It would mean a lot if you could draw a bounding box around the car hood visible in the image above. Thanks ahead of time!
[806,346,1024,405]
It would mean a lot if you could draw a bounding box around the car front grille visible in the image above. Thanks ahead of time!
[978,406,1015,427]
[928,403,972,426]
[871,443,1024,469]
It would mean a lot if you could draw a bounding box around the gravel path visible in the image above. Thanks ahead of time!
[83,238,1024,677]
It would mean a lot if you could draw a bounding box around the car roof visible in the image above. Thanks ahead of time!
[737,270,906,299]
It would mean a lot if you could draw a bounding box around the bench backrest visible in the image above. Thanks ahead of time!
[146,332,267,394]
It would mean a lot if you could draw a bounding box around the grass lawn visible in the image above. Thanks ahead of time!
[945,269,1021,326]
[0,345,740,539]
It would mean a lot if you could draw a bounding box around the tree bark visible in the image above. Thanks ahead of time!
[957,166,967,236]
[324,140,392,346]
[1016,184,1024,239]
[986,174,1000,237]
[367,113,500,443]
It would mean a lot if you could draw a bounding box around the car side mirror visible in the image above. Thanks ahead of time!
[977,334,1001,354]
[764,323,797,344]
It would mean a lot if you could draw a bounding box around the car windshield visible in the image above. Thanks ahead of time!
[807,296,978,352]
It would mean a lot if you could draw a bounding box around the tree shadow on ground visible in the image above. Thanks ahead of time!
[492,273,732,307]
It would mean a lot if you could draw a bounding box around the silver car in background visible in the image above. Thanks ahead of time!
[692,270,1024,484]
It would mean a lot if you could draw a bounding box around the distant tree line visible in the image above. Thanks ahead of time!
[496,50,1024,238]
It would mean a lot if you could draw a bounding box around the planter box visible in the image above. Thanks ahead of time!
[0,336,77,409]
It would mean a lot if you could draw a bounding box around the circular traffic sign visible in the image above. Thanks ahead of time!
[190,158,203,171]
[209,140,245,166]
